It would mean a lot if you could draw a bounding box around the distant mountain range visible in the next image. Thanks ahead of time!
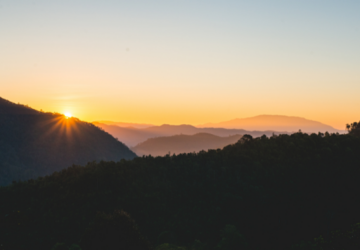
[94,115,344,151]
[132,133,243,157]
[1,95,344,186]
[0,97,136,186]
[199,115,343,133]
[93,122,285,147]
[94,121,154,129]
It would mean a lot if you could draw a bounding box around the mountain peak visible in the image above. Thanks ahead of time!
[199,115,341,133]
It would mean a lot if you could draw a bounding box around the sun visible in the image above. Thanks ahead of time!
[64,112,72,118]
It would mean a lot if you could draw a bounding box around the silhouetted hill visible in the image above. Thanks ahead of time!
[199,115,343,133]
[0,98,136,186]
[0,97,40,115]
[1,131,360,249]
[132,133,243,156]
[94,123,284,147]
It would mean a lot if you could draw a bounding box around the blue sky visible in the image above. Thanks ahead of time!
[0,0,359,128]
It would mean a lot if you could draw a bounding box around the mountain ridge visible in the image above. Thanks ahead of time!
[132,133,243,156]
[0,97,40,115]
[93,121,154,129]
[94,122,286,147]
[198,114,342,133]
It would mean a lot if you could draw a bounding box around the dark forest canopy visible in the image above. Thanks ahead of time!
[1,131,360,249]
[0,97,136,186]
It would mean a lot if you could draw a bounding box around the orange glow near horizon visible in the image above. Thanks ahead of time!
[1,93,354,131]
[2,63,358,131]
[1,1,360,132]
[2,69,358,131]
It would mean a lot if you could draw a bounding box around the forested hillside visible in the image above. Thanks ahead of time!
[1,131,360,249]
[0,98,136,186]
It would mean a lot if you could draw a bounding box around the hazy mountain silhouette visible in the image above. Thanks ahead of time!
[199,115,343,133]
[142,124,284,137]
[92,122,161,147]
[94,121,154,129]
[0,97,136,186]
[95,115,341,147]
[132,133,243,156]
[94,122,285,147]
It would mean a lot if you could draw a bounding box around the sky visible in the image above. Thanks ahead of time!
[0,0,359,129]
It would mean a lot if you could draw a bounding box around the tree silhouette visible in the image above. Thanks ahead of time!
[347,121,360,136]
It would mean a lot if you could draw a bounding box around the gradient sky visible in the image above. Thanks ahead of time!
[1,0,359,129]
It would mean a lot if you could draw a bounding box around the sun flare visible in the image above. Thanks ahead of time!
[64,112,72,118]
